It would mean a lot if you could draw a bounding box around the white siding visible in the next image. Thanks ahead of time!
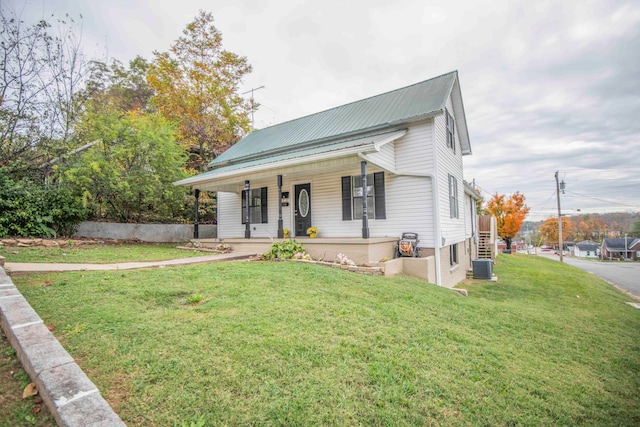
[395,120,436,174]
[364,141,396,172]
[436,96,466,246]
[217,167,436,245]
[216,117,461,249]
[218,177,284,239]
[218,192,244,238]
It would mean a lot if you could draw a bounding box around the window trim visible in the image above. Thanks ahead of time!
[450,243,458,266]
[446,109,456,153]
[448,174,459,219]
[241,187,268,224]
[342,172,386,220]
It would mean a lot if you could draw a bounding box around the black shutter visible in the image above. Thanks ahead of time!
[341,176,352,220]
[261,187,268,223]
[373,172,386,219]
[241,189,247,224]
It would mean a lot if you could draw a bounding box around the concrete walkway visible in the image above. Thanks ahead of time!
[1,251,255,426]
[4,252,256,274]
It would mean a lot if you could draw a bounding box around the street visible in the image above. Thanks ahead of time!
[539,253,640,299]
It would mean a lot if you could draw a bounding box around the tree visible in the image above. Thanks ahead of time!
[540,217,573,247]
[486,192,530,250]
[147,10,253,171]
[83,56,154,113]
[61,110,190,223]
[632,219,640,238]
[474,187,488,215]
[570,216,605,242]
[0,6,89,178]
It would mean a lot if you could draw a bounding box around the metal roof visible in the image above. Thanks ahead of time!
[210,71,460,168]
[174,129,407,188]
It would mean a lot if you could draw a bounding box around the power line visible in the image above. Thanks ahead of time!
[527,190,557,219]
[565,190,639,209]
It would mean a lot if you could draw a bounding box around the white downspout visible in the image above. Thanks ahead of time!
[357,156,443,286]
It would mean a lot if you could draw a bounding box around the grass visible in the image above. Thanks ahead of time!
[0,243,207,264]
[7,254,640,426]
[0,332,56,426]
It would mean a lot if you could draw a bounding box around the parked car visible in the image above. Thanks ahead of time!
[541,246,551,252]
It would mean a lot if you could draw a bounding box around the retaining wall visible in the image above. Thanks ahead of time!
[0,266,125,426]
[74,221,216,242]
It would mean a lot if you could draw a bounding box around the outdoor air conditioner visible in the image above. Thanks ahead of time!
[472,259,493,279]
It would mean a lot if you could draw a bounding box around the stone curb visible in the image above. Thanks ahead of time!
[0,267,126,426]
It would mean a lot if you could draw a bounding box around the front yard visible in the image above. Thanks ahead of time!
[4,254,640,426]
[0,242,208,264]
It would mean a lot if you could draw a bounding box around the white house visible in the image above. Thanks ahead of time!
[572,240,600,258]
[175,71,477,287]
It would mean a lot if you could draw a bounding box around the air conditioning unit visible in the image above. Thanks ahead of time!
[472,259,493,279]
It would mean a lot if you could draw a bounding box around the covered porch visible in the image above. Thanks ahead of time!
[174,129,410,242]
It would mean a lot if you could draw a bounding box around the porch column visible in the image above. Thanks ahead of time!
[361,161,370,239]
[193,189,200,239]
[244,180,251,238]
[277,175,284,238]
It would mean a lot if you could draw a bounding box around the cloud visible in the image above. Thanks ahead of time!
[14,0,640,220]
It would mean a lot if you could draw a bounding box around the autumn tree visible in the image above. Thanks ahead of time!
[486,192,530,250]
[570,216,605,242]
[147,10,253,171]
[540,217,573,247]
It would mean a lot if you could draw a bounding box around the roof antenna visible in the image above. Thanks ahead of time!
[242,86,265,131]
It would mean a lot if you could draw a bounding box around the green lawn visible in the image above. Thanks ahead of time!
[0,243,206,264]
[0,332,56,426]
[9,254,640,426]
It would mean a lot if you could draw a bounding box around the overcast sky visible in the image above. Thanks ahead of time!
[13,0,640,221]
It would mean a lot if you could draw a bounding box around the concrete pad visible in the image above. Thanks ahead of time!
[10,323,75,375]
[55,390,126,427]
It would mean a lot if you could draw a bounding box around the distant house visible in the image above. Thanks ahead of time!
[601,238,640,260]
[176,71,477,287]
[573,240,600,258]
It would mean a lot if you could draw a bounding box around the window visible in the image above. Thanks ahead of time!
[446,109,455,153]
[450,243,458,266]
[241,187,268,224]
[342,172,386,220]
[448,174,459,218]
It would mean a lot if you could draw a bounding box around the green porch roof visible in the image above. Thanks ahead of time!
[210,71,461,168]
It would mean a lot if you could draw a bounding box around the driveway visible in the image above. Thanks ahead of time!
[540,253,640,299]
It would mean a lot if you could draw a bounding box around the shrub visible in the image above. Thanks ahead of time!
[263,239,307,260]
[0,169,88,237]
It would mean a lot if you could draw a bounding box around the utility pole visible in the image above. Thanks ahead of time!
[555,171,565,262]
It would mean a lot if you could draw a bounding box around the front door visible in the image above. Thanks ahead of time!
[294,183,311,237]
